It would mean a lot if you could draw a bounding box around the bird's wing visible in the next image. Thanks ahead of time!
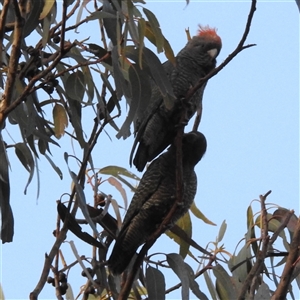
[129,60,175,168]
[119,156,165,234]
[129,94,163,166]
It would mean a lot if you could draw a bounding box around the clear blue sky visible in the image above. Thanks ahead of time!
[0,1,299,299]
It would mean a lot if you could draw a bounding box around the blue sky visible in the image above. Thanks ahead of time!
[0,1,299,299]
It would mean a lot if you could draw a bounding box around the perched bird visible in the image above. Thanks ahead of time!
[108,131,207,275]
[130,26,221,171]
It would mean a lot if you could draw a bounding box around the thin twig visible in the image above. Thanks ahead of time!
[3,42,74,118]
[270,210,294,245]
[165,254,217,295]
[237,190,271,300]
[60,0,68,54]
[191,0,257,131]
[29,115,118,299]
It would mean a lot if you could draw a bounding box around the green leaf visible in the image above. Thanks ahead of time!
[27,134,39,158]
[99,166,140,192]
[64,153,99,236]
[254,282,271,300]
[138,18,146,67]
[146,266,166,300]
[143,47,174,97]
[204,271,218,300]
[229,243,251,282]
[87,11,117,21]
[44,153,63,180]
[23,0,45,37]
[101,1,120,45]
[15,142,35,195]
[247,205,258,255]
[217,220,227,243]
[176,212,192,259]
[167,253,189,299]
[143,8,164,53]
[127,0,139,45]
[111,46,131,100]
[255,213,289,250]
[0,282,5,300]
[65,283,74,300]
[99,165,140,180]
[41,11,51,48]
[213,264,237,300]
[39,0,56,20]
[184,263,209,300]
[163,37,175,65]
[190,201,216,225]
[38,138,47,155]
[273,208,298,236]
[116,63,151,139]
[56,85,86,148]
[107,177,128,210]
[53,103,68,139]
[65,71,85,102]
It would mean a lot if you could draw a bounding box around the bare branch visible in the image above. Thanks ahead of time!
[0,0,24,128]
[191,0,257,130]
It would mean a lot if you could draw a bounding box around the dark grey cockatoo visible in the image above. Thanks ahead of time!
[130,26,221,171]
[108,131,207,275]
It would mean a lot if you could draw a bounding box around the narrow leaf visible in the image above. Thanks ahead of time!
[254,282,271,300]
[23,0,44,37]
[190,201,216,225]
[64,153,99,236]
[184,263,209,300]
[143,8,164,53]
[44,153,63,179]
[146,266,166,300]
[167,253,189,299]
[39,0,56,20]
[15,143,35,195]
[65,71,85,102]
[213,264,237,300]
[176,212,192,259]
[107,177,128,210]
[53,103,68,139]
[138,18,146,67]
[204,271,217,300]
[217,220,227,243]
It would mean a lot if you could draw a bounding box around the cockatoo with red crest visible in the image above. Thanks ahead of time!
[130,26,221,171]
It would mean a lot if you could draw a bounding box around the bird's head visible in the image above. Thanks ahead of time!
[182,131,207,166]
[185,25,222,63]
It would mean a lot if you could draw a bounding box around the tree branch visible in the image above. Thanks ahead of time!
[0,0,10,62]
[237,190,271,300]
[0,0,24,128]
[118,2,258,297]
[29,114,118,299]
[271,217,300,300]
[191,0,257,130]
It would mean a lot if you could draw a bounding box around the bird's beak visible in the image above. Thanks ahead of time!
[207,48,219,58]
